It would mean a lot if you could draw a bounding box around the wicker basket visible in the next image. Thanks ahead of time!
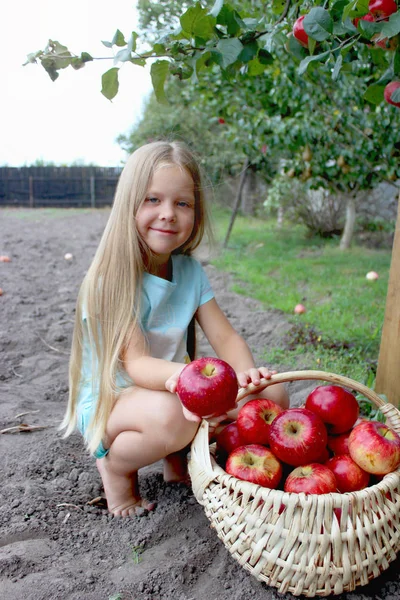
[188,370,400,597]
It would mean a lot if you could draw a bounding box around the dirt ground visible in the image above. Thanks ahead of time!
[1,208,399,600]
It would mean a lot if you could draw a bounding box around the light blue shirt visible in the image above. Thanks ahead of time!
[78,254,214,408]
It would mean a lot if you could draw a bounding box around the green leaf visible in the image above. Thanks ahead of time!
[392,87,400,102]
[247,57,268,75]
[41,58,59,81]
[238,41,259,63]
[128,32,138,53]
[130,57,146,67]
[180,3,216,39]
[115,48,132,63]
[298,50,331,75]
[101,67,119,100]
[216,38,244,68]
[286,34,308,61]
[217,5,244,35]
[332,53,343,80]
[363,83,385,104]
[394,48,400,75]
[376,65,395,85]
[209,0,223,17]
[101,40,113,49]
[358,19,381,39]
[150,60,169,104]
[258,48,274,65]
[112,30,126,47]
[342,0,369,22]
[375,11,400,41]
[80,52,93,63]
[303,7,333,42]
[272,0,288,15]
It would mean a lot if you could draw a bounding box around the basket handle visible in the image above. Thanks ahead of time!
[236,369,386,408]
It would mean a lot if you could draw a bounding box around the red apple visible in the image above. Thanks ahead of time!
[348,420,400,475]
[327,431,351,455]
[176,357,238,418]
[384,82,400,108]
[268,408,328,466]
[314,445,330,463]
[353,12,376,27]
[237,398,284,445]
[216,422,244,458]
[293,15,309,48]
[368,0,397,18]
[325,454,370,492]
[305,385,359,434]
[226,444,282,488]
[284,463,337,494]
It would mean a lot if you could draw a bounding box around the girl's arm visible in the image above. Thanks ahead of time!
[122,327,185,391]
[196,298,289,413]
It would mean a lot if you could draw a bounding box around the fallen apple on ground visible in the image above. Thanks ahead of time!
[237,397,283,445]
[348,420,400,475]
[305,385,359,434]
[269,408,328,466]
[366,271,379,280]
[284,463,337,495]
[325,454,370,492]
[294,303,306,314]
[176,357,238,418]
[226,444,282,488]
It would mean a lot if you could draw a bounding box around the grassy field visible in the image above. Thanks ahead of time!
[209,207,392,386]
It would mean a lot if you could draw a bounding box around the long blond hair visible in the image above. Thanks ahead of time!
[61,141,210,454]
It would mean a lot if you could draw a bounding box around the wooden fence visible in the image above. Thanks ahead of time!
[0,166,123,208]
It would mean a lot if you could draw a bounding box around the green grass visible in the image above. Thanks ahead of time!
[209,207,391,383]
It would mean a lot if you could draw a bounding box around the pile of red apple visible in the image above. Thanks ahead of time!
[216,385,400,494]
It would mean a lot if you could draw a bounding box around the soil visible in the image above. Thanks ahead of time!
[1,208,399,600]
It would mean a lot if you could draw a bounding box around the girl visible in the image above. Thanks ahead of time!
[61,141,288,517]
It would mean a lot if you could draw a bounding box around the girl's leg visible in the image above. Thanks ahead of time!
[98,386,198,517]
[163,447,191,483]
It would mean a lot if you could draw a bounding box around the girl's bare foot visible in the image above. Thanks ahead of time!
[163,451,190,485]
[96,458,156,517]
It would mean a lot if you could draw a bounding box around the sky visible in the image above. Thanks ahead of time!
[1,1,153,167]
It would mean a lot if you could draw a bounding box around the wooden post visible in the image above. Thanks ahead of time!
[375,193,400,407]
[90,175,96,208]
[29,176,34,208]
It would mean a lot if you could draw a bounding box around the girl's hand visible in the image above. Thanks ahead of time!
[236,366,277,389]
[165,367,185,394]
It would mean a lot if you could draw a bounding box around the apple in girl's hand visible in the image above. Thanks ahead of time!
[327,431,351,455]
[284,463,337,495]
[269,408,328,466]
[216,422,244,458]
[177,357,238,418]
[325,454,370,493]
[348,420,400,475]
[305,385,359,434]
[226,444,282,488]
[237,398,284,445]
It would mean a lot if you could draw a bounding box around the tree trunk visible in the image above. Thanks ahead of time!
[241,168,256,216]
[277,205,284,229]
[339,195,356,250]
[223,159,249,249]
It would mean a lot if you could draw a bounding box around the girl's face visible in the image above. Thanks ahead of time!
[136,165,195,267]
